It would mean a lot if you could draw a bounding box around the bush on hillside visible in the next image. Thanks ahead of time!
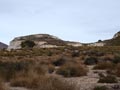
[112,55,120,64]
[21,40,35,48]
[84,56,98,65]
[0,61,32,81]
[98,75,118,83]
[56,63,88,77]
[52,57,67,66]
[115,63,120,77]
[72,50,80,57]
[93,62,115,70]
[47,65,55,74]
[10,73,76,90]
[93,86,108,90]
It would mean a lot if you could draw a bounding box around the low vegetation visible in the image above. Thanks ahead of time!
[56,63,88,77]
[0,46,120,90]
[10,66,76,90]
[93,62,115,70]
[113,55,120,64]
[98,75,118,83]
[93,86,108,90]
[114,63,120,77]
[0,61,33,81]
[52,57,67,66]
[84,56,98,65]
[21,40,35,48]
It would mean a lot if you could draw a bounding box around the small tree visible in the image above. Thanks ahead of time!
[84,56,98,65]
[21,40,35,48]
[98,40,102,42]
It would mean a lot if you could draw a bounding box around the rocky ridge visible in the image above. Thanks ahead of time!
[8,34,83,50]
[8,31,120,50]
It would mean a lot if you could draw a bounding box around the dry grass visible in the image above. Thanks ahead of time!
[93,62,115,70]
[56,63,88,77]
[10,71,76,90]
[0,47,120,90]
[98,75,118,83]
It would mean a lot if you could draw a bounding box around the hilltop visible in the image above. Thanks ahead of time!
[104,31,120,46]
[0,42,8,49]
[8,34,82,50]
[7,31,120,50]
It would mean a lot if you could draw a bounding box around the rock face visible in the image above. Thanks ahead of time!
[8,34,67,50]
[0,42,8,49]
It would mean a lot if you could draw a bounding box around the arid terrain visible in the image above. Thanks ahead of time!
[0,32,120,90]
[0,46,120,90]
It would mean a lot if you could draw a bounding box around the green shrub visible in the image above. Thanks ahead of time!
[52,57,67,66]
[72,50,80,57]
[84,56,98,65]
[93,86,108,90]
[48,65,55,74]
[47,51,53,56]
[21,40,35,48]
[98,75,118,83]
[0,61,33,81]
[56,63,88,77]
[113,55,120,64]
[115,63,120,77]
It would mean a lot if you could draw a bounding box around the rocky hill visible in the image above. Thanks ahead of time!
[7,31,120,50]
[87,31,120,46]
[8,34,83,49]
[8,34,83,50]
[8,34,68,50]
[0,42,8,49]
[104,31,120,46]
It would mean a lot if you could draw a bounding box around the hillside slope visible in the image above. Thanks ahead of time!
[0,42,8,49]
[104,31,120,46]
[8,34,67,49]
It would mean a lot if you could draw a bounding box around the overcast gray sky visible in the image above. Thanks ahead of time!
[0,0,120,44]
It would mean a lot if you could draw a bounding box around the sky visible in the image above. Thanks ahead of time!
[0,0,120,45]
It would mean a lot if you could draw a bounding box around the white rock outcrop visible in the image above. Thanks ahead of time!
[8,41,22,50]
[88,42,105,46]
[8,34,65,50]
[67,42,83,47]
